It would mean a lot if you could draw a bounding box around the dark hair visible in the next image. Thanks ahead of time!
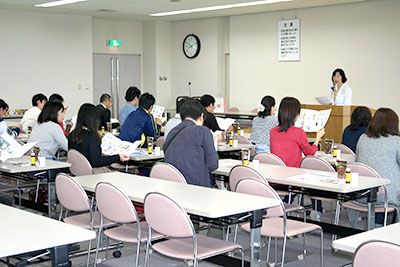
[350,106,372,131]
[100,93,111,103]
[258,95,275,118]
[278,97,301,132]
[0,99,9,111]
[200,94,215,108]
[176,97,190,114]
[331,68,348,83]
[139,93,156,110]
[69,103,100,144]
[125,87,141,102]
[49,93,64,104]
[32,93,47,107]
[37,102,64,124]
[180,98,205,120]
[366,108,399,138]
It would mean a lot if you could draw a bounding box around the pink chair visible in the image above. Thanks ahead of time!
[149,162,187,184]
[336,143,355,156]
[353,241,400,267]
[234,135,256,158]
[340,162,395,227]
[94,182,164,267]
[156,136,165,149]
[236,178,323,267]
[68,149,93,176]
[144,192,244,267]
[55,174,116,267]
[228,165,265,191]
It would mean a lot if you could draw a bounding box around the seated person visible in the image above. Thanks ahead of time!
[49,93,64,104]
[48,93,71,136]
[21,93,47,133]
[28,102,68,159]
[200,94,222,132]
[96,94,112,129]
[270,97,325,168]
[342,106,371,153]
[68,103,129,168]
[164,97,188,138]
[355,108,400,226]
[0,99,20,137]
[250,95,278,153]
[164,98,219,188]
[119,86,141,126]
[120,93,161,146]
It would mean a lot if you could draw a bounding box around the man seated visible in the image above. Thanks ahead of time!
[96,94,112,130]
[21,93,47,133]
[163,98,219,188]
[0,99,20,137]
[119,86,141,126]
[120,93,161,146]
[200,94,222,132]
[164,97,189,138]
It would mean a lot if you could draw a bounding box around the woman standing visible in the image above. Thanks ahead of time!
[330,68,352,105]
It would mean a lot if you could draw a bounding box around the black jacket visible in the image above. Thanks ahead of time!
[96,104,111,129]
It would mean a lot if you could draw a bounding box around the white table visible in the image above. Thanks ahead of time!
[0,204,95,266]
[129,149,164,162]
[74,172,280,266]
[0,156,71,218]
[332,223,400,253]
[214,159,390,230]
[217,143,256,153]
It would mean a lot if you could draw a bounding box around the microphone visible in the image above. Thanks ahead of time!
[188,81,192,97]
[330,82,336,91]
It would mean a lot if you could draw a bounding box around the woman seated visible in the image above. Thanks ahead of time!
[250,95,278,153]
[342,106,372,153]
[28,102,68,159]
[355,108,400,225]
[68,103,129,169]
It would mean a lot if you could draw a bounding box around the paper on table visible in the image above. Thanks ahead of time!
[0,133,37,162]
[101,133,141,156]
[315,96,332,105]
[151,105,165,119]
[295,109,331,132]
[289,172,345,184]
[216,117,235,131]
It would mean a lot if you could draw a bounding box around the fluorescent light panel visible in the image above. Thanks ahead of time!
[150,0,292,17]
[35,0,87,8]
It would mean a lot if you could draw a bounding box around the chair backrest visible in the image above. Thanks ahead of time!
[149,162,187,184]
[234,135,252,145]
[300,156,335,172]
[336,143,356,156]
[156,136,165,149]
[235,178,284,217]
[353,241,400,267]
[348,162,384,195]
[254,153,286,166]
[229,165,266,191]
[95,182,138,224]
[144,192,194,238]
[55,173,90,212]
[67,149,93,176]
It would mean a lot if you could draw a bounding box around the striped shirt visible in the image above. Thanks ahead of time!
[250,116,278,153]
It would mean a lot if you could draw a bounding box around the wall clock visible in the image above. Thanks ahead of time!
[183,34,201,59]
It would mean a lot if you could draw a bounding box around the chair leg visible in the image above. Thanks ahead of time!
[135,242,140,267]
[274,237,278,265]
[240,248,244,267]
[104,236,110,260]
[144,240,151,267]
[303,233,306,255]
[225,225,230,242]
[288,193,292,204]
[320,230,324,267]
[233,224,239,244]
[281,235,287,267]
[266,236,271,263]
[86,238,93,267]
[94,227,102,267]
[332,201,341,241]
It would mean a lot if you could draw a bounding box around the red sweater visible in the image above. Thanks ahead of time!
[270,126,318,168]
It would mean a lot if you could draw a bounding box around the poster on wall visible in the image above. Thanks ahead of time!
[278,19,300,61]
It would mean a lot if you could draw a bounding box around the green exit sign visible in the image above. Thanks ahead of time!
[108,40,121,47]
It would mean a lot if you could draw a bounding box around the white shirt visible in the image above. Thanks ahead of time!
[164,114,182,139]
[330,83,352,105]
[21,106,41,133]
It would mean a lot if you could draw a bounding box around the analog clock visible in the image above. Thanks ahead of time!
[183,34,201,59]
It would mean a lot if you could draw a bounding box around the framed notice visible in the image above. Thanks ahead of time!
[278,19,300,61]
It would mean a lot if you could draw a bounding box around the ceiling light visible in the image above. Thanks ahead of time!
[150,0,292,16]
[35,0,87,8]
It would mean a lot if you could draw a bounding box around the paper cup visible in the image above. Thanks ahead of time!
[233,140,239,148]
[154,147,161,156]
[38,157,46,167]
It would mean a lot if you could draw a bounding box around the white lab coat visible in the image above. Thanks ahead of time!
[330,83,352,105]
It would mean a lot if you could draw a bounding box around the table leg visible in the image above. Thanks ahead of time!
[47,170,56,218]
[367,187,378,230]
[51,245,69,267]
[250,209,263,267]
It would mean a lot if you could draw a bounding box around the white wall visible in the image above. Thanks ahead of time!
[170,18,227,103]
[230,0,400,113]
[0,10,92,116]
[92,19,142,55]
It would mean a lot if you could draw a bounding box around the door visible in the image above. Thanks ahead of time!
[93,54,141,119]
